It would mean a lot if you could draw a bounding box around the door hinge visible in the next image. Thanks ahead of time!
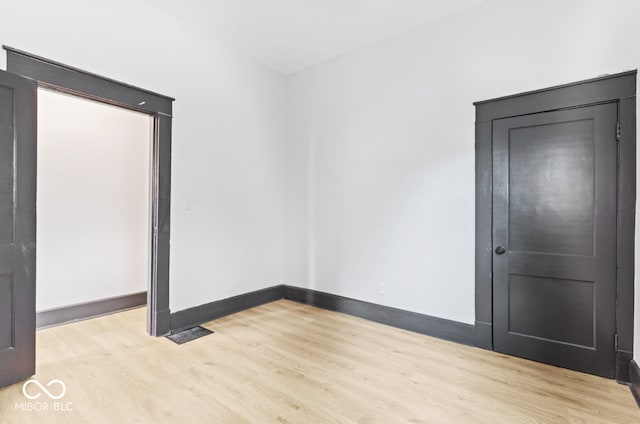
[614,333,619,352]
[616,122,621,141]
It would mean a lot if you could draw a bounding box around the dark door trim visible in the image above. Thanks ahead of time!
[474,70,636,382]
[3,46,174,336]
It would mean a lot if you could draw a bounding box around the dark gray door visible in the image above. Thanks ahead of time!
[0,70,36,387]
[492,103,617,377]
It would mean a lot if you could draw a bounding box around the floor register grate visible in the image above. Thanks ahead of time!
[166,326,214,345]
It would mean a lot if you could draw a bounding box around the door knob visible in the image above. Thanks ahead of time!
[495,246,506,255]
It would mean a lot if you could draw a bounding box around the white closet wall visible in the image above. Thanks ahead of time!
[36,88,151,311]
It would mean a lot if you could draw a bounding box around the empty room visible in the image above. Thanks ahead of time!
[1,0,640,423]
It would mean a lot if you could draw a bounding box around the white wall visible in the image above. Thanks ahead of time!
[37,89,151,311]
[284,0,640,332]
[0,0,286,313]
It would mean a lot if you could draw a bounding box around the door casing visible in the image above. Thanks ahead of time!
[474,71,637,382]
[3,46,174,336]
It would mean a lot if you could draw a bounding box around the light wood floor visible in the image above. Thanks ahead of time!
[0,300,638,423]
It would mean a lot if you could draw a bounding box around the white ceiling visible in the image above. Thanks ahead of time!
[144,0,488,75]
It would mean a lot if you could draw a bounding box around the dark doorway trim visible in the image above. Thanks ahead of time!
[474,70,636,382]
[4,46,173,336]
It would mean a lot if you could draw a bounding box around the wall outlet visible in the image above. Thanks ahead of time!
[377,282,386,295]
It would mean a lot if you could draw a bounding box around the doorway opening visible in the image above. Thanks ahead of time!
[35,88,153,329]
[4,46,174,336]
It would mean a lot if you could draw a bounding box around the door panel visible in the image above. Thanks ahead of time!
[507,119,595,256]
[0,69,36,388]
[0,275,13,350]
[492,103,617,377]
[507,274,594,348]
[0,86,16,242]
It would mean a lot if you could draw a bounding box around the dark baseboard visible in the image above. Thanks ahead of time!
[630,360,640,409]
[282,285,475,346]
[169,285,284,333]
[169,284,475,346]
[36,291,147,329]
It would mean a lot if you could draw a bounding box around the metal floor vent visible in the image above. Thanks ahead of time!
[166,326,214,345]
